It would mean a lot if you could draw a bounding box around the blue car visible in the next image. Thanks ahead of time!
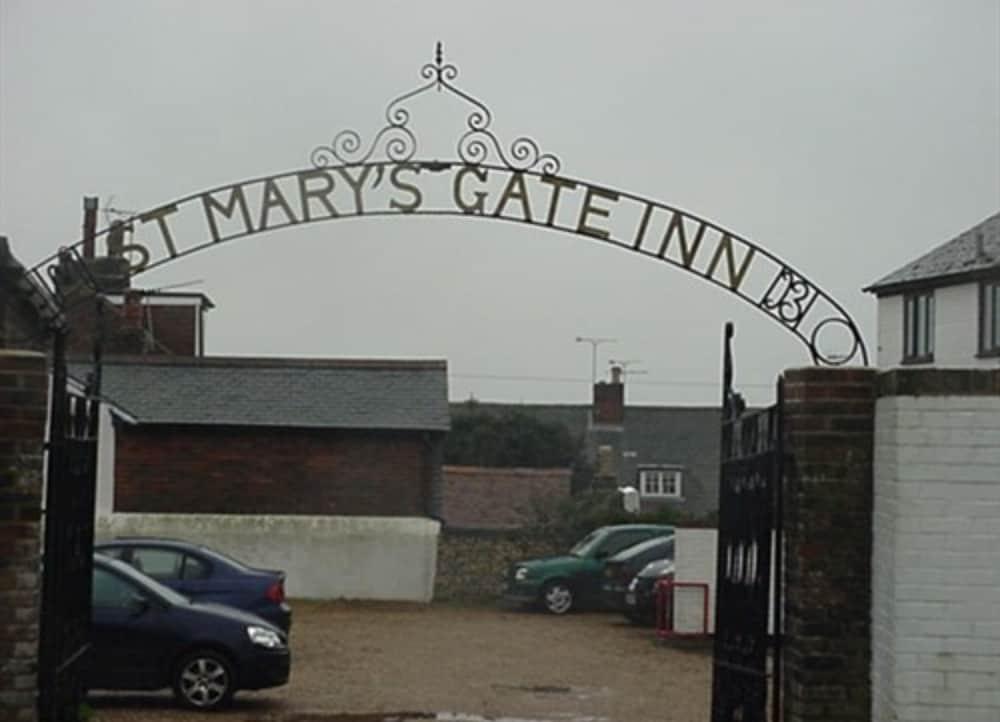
[601,534,675,613]
[89,554,290,709]
[95,537,291,632]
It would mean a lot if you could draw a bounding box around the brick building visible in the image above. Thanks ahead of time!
[0,238,59,721]
[49,228,453,521]
[74,356,449,518]
[66,289,213,357]
[0,237,62,351]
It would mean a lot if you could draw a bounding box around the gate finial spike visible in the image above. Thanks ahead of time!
[435,42,444,91]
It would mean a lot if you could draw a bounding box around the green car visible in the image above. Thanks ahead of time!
[504,524,674,615]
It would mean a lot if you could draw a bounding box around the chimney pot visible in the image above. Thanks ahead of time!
[82,196,99,259]
[592,372,625,425]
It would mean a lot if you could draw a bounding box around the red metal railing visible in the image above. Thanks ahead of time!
[655,580,710,639]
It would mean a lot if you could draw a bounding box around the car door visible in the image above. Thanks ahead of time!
[131,546,248,611]
[89,566,173,690]
[173,552,222,602]
[128,546,184,587]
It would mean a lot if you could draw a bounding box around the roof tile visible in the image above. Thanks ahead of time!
[71,356,450,431]
[866,211,1000,293]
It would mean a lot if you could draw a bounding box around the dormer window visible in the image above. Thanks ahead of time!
[638,467,683,499]
[979,281,1000,356]
[903,292,934,363]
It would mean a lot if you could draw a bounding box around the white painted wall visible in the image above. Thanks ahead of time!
[876,294,904,367]
[673,528,717,634]
[876,282,1000,368]
[94,406,115,516]
[873,395,1000,722]
[96,513,440,602]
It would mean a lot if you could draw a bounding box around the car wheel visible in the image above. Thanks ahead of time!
[172,649,235,710]
[540,580,574,615]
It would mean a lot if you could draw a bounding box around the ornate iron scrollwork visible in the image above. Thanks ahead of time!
[760,267,817,328]
[20,46,868,369]
[310,43,562,174]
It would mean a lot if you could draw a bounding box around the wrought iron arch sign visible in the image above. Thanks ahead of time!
[28,43,868,365]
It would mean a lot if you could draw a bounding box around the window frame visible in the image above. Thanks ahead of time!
[637,466,683,499]
[92,566,143,609]
[979,280,1000,357]
[181,553,212,580]
[902,291,935,364]
[129,546,185,581]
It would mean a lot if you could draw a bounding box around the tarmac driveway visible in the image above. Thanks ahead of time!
[89,600,712,722]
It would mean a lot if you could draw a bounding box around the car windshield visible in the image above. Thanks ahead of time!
[97,555,190,606]
[569,530,604,557]
[638,559,674,578]
[610,533,675,562]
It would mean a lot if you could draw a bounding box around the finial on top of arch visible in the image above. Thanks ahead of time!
[309,43,562,174]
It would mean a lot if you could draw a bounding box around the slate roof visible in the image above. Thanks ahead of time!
[448,402,719,461]
[616,405,720,464]
[865,211,1000,295]
[70,356,450,431]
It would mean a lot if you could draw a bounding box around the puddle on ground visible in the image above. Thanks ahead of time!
[491,684,611,703]
[266,713,610,722]
[491,684,572,695]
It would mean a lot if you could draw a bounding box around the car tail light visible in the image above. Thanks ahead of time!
[265,579,285,604]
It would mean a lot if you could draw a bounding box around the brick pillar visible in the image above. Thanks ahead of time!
[0,351,48,722]
[782,367,876,722]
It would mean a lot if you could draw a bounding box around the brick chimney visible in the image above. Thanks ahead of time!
[592,365,624,425]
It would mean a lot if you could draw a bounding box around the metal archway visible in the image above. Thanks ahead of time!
[26,43,867,365]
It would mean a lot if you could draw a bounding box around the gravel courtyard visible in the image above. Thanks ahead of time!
[89,600,712,722]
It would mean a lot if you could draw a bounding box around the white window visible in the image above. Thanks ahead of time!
[980,281,1000,355]
[903,292,934,362]
[638,468,683,498]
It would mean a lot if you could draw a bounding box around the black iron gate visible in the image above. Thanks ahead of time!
[37,330,98,722]
[710,323,783,722]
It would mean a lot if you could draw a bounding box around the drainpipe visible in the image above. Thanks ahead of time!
[423,432,444,521]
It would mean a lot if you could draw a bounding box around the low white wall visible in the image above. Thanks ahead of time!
[673,528,718,634]
[97,513,440,602]
[873,395,1000,722]
[94,406,115,517]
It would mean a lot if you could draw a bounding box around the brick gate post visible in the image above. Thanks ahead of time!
[0,351,48,722]
[782,367,877,722]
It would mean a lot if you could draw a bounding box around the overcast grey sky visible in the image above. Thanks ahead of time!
[1,1,998,406]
